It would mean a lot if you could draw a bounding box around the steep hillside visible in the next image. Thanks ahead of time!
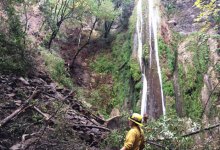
[0,0,220,149]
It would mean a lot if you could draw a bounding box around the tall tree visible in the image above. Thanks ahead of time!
[69,0,119,67]
[40,0,84,49]
[0,0,31,74]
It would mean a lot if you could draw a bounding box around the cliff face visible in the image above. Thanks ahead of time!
[162,0,201,34]
[160,0,220,120]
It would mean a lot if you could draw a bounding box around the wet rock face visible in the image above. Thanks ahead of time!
[162,0,201,34]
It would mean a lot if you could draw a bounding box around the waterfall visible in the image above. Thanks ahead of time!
[136,0,143,68]
[148,0,166,115]
[136,0,166,118]
[136,0,148,117]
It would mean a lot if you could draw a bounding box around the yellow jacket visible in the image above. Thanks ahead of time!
[123,126,145,150]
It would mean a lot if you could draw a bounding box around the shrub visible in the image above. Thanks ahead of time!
[129,58,141,81]
[0,2,31,75]
[90,53,114,73]
[101,129,125,149]
[40,48,73,89]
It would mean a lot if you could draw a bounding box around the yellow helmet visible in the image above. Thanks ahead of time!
[128,113,143,126]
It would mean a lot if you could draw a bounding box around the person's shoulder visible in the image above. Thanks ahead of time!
[128,127,137,134]
[130,127,141,134]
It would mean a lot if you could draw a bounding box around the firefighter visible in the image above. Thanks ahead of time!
[120,113,145,150]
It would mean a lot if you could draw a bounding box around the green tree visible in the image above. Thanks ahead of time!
[0,0,31,74]
[40,0,119,49]
[68,0,119,67]
[194,0,220,31]
[40,0,82,49]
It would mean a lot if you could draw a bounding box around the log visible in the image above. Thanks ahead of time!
[146,122,220,143]
[31,91,74,145]
[71,124,111,132]
[182,122,220,137]
[33,106,51,121]
[146,140,167,149]
[200,81,220,118]
[32,106,55,125]
[0,90,38,127]
[10,137,38,150]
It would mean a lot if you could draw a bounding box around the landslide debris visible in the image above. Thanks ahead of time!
[0,74,109,150]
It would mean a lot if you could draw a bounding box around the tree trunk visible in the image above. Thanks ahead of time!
[48,21,62,49]
[173,49,183,117]
[69,18,98,69]
[47,30,57,49]
[104,20,114,38]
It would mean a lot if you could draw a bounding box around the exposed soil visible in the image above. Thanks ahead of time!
[24,4,113,101]
[55,27,113,89]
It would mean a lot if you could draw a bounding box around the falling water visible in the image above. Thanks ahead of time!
[136,0,166,118]
[141,74,148,116]
[148,0,166,115]
[136,0,143,68]
[136,0,148,117]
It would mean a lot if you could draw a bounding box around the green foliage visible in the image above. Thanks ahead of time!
[111,32,139,109]
[40,0,79,48]
[89,84,113,118]
[40,0,77,24]
[145,115,198,149]
[113,43,141,110]
[100,115,128,149]
[0,1,30,75]
[176,33,209,120]
[90,27,141,112]
[143,44,149,61]
[129,58,141,81]
[86,0,119,21]
[164,0,177,16]
[158,38,176,98]
[216,48,220,55]
[101,129,125,149]
[208,94,220,118]
[162,71,174,97]
[158,32,184,115]
[194,0,220,30]
[32,112,43,123]
[158,38,175,72]
[128,6,137,35]
[90,53,114,73]
[178,64,203,120]
[40,48,73,89]
[40,0,120,48]
[170,31,185,52]
[215,62,220,73]
[187,33,209,73]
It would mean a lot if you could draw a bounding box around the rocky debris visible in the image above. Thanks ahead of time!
[0,74,109,149]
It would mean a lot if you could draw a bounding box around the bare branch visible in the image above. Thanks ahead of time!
[200,81,220,118]
[182,122,220,137]
[70,18,98,67]
[0,90,38,128]
[33,106,51,121]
